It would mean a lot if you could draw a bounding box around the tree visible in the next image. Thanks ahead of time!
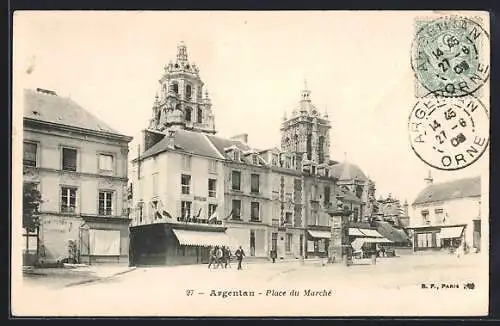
[23,182,42,256]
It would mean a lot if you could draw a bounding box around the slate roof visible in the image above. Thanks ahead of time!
[206,135,267,166]
[375,221,410,244]
[330,162,368,181]
[139,129,223,160]
[335,188,362,203]
[412,176,481,205]
[24,89,125,137]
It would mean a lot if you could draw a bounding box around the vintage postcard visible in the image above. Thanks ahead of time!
[11,11,490,316]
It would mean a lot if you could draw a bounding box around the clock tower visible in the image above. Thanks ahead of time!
[148,42,216,134]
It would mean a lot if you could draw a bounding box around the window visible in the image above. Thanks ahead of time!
[99,191,113,215]
[232,171,241,191]
[208,204,217,218]
[181,155,192,170]
[421,210,430,225]
[181,174,191,195]
[232,200,241,219]
[324,186,331,206]
[251,202,260,221]
[23,142,37,166]
[285,233,292,252]
[318,136,325,164]
[435,208,444,224]
[208,179,217,197]
[185,107,192,122]
[171,82,178,94]
[99,154,113,171]
[62,148,77,171]
[61,187,77,213]
[251,174,260,193]
[252,154,259,165]
[138,201,144,223]
[197,108,203,123]
[208,160,217,173]
[306,134,312,160]
[233,150,241,162]
[285,212,292,225]
[152,173,159,196]
[186,84,192,99]
[181,201,192,219]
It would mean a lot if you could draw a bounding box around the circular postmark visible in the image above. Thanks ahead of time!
[408,95,489,170]
[411,16,490,97]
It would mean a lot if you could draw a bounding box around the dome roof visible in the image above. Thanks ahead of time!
[330,162,368,181]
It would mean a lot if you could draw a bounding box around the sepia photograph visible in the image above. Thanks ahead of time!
[11,11,490,316]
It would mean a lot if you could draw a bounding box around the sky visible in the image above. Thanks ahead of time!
[13,11,489,204]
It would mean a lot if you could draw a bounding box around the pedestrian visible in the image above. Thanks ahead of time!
[224,246,232,268]
[270,249,276,263]
[215,245,224,269]
[235,245,246,270]
[208,246,217,269]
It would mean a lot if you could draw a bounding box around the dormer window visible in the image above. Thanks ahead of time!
[252,154,259,165]
[233,150,241,162]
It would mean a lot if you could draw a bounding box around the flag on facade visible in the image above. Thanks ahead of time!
[195,208,202,218]
[162,210,174,219]
[222,209,234,221]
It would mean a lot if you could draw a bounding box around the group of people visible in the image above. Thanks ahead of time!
[208,245,246,270]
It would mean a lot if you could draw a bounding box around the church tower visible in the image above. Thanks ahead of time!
[280,81,331,166]
[148,42,216,134]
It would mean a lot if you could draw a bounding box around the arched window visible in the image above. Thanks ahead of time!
[185,84,192,99]
[185,107,192,122]
[197,108,203,123]
[171,82,178,94]
[294,134,299,152]
[318,136,325,164]
[306,134,312,160]
[175,103,181,111]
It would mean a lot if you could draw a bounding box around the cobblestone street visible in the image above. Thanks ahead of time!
[13,252,488,317]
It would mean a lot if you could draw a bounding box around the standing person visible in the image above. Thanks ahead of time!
[208,246,216,269]
[224,246,232,269]
[235,245,246,270]
[215,245,224,269]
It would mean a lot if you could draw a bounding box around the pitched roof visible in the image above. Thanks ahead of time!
[140,129,223,160]
[24,89,125,137]
[375,221,410,244]
[330,162,368,181]
[206,135,267,166]
[412,176,481,206]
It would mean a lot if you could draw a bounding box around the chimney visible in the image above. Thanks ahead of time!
[167,129,176,149]
[230,133,248,144]
[424,170,433,185]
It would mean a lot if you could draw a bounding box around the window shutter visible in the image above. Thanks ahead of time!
[175,200,182,219]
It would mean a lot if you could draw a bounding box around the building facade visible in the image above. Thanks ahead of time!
[407,174,481,252]
[130,43,392,265]
[23,88,133,265]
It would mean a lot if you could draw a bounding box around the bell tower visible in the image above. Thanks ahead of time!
[280,81,331,165]
[148,42,216,134]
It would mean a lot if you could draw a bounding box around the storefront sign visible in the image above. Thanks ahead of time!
[194,196,207,202]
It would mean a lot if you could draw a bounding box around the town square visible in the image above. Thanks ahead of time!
[12,11,489,316]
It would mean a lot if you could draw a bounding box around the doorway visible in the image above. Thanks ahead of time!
[299,234,303,257]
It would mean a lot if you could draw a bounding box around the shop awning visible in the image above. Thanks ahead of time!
[349,228,366,236]
[172,229,229,247]
[359,229,385,238]
[308,230,331,239]
[439,226,464,239]
[351,237,393,251]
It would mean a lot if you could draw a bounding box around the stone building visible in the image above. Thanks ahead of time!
[23,88,133,265]
[129,43,386,265]
[407,173,481,252]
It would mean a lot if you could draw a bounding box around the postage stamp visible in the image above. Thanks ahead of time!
[408,94,489,171]
[411,16,490,98]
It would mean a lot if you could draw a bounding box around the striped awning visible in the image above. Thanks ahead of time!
[439,226,464,239]
[351,237,393,251]
[308,230,331,239]
[172,229,229,247]
[359,229,384,238]
[349,228,366,236]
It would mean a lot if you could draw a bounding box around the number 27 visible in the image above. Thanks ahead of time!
[436,130,447,144]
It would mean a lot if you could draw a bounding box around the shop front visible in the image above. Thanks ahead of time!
[407,224,466,252]
[306,229,330,258]
[130,222,229,266]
